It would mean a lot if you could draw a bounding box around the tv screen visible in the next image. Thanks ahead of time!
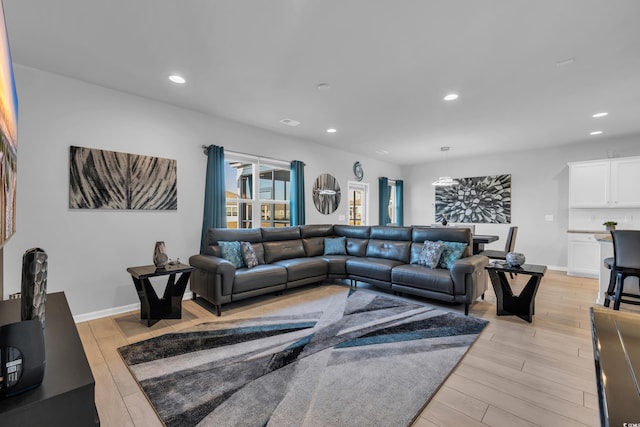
[0,0,17,249]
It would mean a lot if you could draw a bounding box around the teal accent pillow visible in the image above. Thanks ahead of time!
[324,237,347,255]
[437,241,468,269]
[219,241,245,268]
[418,240,445,268]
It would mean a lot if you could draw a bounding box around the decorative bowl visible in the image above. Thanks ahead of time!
[506,252,526,267]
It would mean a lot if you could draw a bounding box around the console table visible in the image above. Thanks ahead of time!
[486,262,547,322]
[127,263,194,327]
[0,292,99,426]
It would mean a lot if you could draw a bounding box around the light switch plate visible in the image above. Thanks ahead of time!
[544,214,554,221]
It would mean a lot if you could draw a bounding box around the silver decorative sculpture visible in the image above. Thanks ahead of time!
[153,241,169,269]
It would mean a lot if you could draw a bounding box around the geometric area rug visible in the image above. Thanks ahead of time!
[118,289,488,427]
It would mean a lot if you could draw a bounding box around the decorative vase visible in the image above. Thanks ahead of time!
[21,248,48,329]
[506,252,526,267]
[153,241,169,269]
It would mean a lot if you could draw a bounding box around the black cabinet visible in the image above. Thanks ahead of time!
[0,292,99,426]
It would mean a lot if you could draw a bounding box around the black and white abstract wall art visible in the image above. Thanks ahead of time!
[435,174,511,224]
[69,146,177,210]
[312,173,341,215]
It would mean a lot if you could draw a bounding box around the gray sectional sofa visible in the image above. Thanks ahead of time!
[189,224,489,316]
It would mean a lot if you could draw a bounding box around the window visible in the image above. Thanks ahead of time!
[225,153,290,228]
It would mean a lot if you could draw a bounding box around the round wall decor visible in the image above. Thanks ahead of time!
[353,161,364,181]
[312,173,341,214]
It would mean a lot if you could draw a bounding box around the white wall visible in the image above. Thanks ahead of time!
[3,65,400,316]
[402,136,640,269]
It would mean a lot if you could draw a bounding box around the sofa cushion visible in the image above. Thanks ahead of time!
[273,258,328,282]
[233,264,287,293]
[302,236,325,257]
[346,238,368,257]
[324,237,347,255]
[319,255,351,276]
[334,225,371,239]
[240,241,260,268]
[370,226,412,241]
[346,257,404,282]
[418,241,445,268]
[365,239,410,262]
[261,226,301,241]
[411,227,472,258]
[438,241,468,269]
[391,264,453,294]
[219,241,245,268]
[263,239,306,263]
[300,224,334,238]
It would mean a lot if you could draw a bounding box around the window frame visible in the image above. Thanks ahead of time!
[225,152,290,229]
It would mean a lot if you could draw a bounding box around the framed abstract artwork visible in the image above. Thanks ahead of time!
[435,174,511,224]
[0,1,18,248]
[69,146,177,210]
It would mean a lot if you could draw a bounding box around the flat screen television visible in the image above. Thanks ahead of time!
[0,0,17,250]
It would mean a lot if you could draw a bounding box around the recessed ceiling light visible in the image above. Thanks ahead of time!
[592,112,609,118]
[280,118,300,127]
[590,130,603,136]
[326,128,337,133]
[317,83,331,91]
[168,75,186,84]
[375,149,389,155]
[443,93,459,101]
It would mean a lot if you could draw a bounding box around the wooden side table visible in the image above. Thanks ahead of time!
[486,262,547,323]
[127,263,194,327]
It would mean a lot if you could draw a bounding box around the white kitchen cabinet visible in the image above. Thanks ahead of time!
[567,234,600,278]
[569,157,640,208]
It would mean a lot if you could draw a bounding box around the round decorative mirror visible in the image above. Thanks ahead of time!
[312,173,341,214]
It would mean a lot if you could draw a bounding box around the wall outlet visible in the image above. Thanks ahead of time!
[544,214,554,222]
[338,214,346,221]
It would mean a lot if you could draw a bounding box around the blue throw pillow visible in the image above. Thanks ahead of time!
[418,240,445,268]
[324,237,347,255]
[219,241,245,268]
[437,241,468,269]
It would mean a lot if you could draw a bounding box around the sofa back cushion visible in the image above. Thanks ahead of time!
[263,239,306,263]
[411,227,472,258]
[365,239,411,262]
[301,225,335,256]
[205,228,265,263]
[347,238,368,257]
[333,225,371,239]
[303,236,325,256]
[300,224,334,238]
[370,226,412,241]
[262,226,301,241]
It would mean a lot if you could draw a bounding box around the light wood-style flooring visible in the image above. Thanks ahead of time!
[77,271,633,426]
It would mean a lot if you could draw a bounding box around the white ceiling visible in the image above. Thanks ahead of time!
[4,0,640,165]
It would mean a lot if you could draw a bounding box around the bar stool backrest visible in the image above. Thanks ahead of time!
[612,230,640,270]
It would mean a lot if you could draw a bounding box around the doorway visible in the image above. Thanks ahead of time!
[347,182,369,226]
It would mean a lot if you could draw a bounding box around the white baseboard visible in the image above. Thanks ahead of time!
[73,291,193,323]
[547,265,568,272]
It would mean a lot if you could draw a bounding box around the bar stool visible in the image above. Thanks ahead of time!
[605,230,640,310]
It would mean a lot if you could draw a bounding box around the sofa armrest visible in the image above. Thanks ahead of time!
[189,254,236,297]
[450,255,489,297]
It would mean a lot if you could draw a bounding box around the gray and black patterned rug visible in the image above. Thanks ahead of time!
[118,289,488,427]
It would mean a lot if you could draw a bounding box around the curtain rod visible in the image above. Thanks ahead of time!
[200,145,291,165]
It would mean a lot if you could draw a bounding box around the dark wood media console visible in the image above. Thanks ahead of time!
[0,292,99,426]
